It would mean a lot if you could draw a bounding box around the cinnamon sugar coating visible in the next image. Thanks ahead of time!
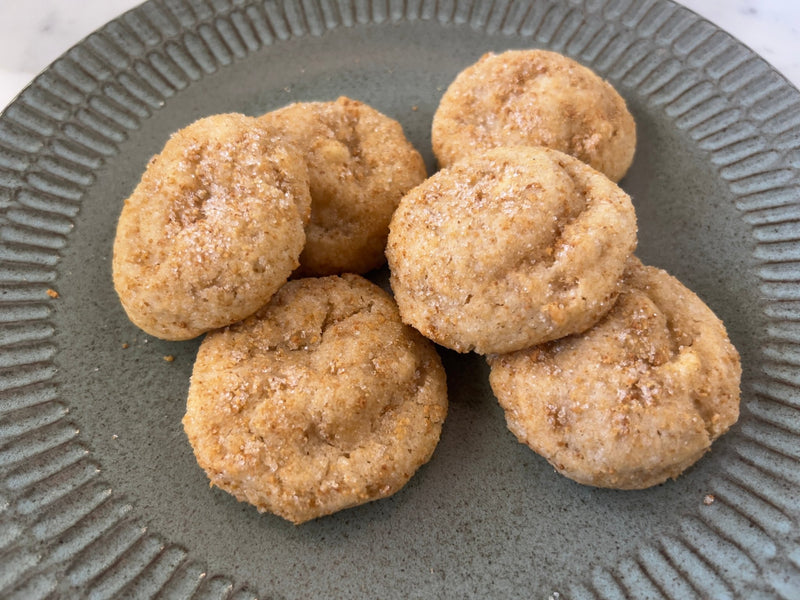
[260,97,427,276]
[386,146,637,354]
[488,258,741,489]
[183,274,448,524]
[432,49,636,181]
[112,113,311,340]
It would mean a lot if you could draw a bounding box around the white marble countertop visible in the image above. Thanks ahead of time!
[1,0,799,111]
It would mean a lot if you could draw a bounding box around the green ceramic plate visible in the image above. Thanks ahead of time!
[0,0,798,597]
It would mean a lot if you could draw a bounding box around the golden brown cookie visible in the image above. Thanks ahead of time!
[260,97,427,276]
[112,113,311,340]
[183,274,448,524]
[488,257,741,489]
[432,49,636,181]
[386,146,637,355]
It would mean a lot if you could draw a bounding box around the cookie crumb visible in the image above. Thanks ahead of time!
[703,494,715,505]
[412,105,418,111]
[121,343,129,349]
[163,355,175,362]
[46,289,59,298]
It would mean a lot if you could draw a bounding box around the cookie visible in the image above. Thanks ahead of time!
[182,274,448,524]
[386,146,637,354]
[112,113,311,340]
[260,97,427,276]
[432,49,636,181]
[488,257,741,489]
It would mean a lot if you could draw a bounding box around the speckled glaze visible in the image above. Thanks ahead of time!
[0,1,798,598]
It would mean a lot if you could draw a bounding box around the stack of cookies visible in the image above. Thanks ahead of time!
[389,49,741,490]
[111,49,741,524]
[113,98,448,524]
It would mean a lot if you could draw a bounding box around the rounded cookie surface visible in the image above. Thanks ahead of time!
[488,258,742,489]
[183,274,448,524]
[112,113,311,340]
[386,146,637,354]
[432,49,636,182]
[260,97,427,276]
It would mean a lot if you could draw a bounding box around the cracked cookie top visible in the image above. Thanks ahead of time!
[182,274,448,524]
[386,145,637,354]
[488,257,741,489]
[112,113,311,340]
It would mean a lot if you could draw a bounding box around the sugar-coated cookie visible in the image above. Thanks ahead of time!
[260,97,427,276]
[112,113,311,340]
[183,274,448,524]
[488,257,741,489]
[432,49,636,181]
[386,146,637,354]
